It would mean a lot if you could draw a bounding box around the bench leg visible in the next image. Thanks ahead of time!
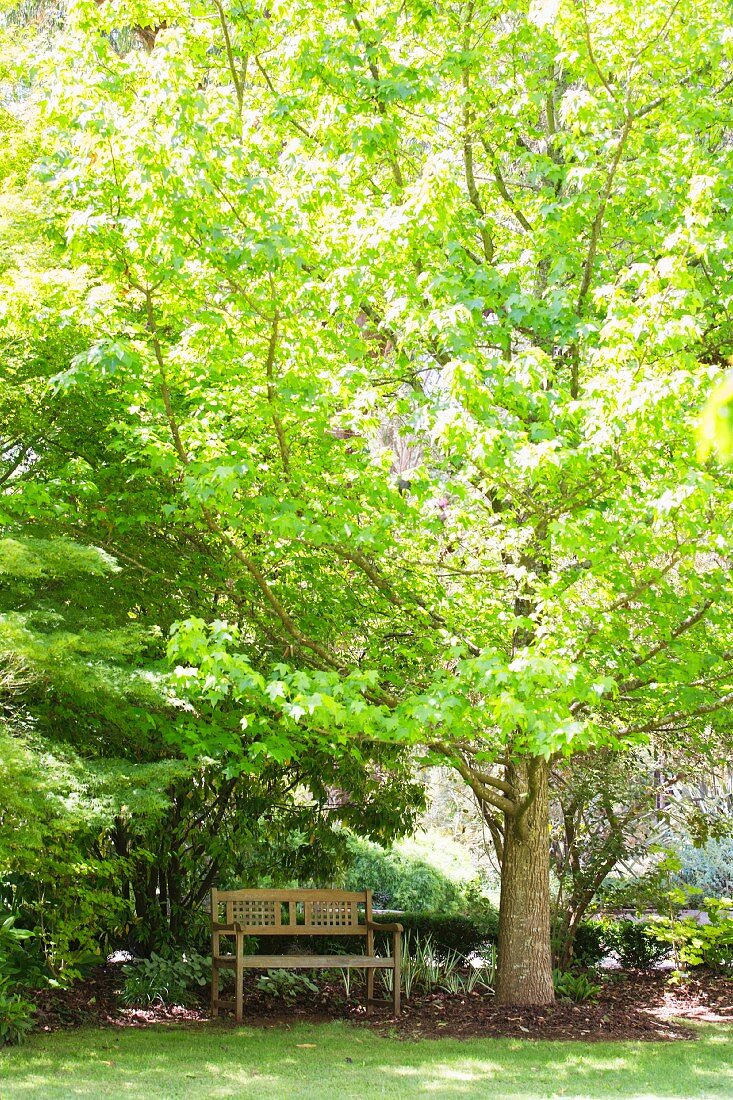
[366,926,374,1014]
[393,932,401,1016]
[235,934,244,1025]
[211,905,220,1020]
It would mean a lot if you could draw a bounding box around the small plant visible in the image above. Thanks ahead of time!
[380,964,394,996]
[440,969,464,994]
[436,949,464,993]
[380,934,433,998]
[399,938,417,999]
[462,966,492,994]
[380,933,496,999]
[552,969,602,1004]
[0,915,48,993]
[338,966,355,999]
[606,920,671,970]
[648,898,733,972]
[255,970,319,1004]
[464,946,496,994]
[120,951,209,1008]
[0,990,36,1046]
[412,934,443,990]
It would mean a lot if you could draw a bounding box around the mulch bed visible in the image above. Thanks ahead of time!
[28,965,733,1043]
[371,972,710,1042]
[30,967,208,1033]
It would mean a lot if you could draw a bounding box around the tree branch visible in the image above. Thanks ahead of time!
[514,756,542,840]
[264,305,290,476]
[581,0,619,104]
[350,15,404,189]
[141,285,352,676]
[429,743,516,816]
[623,689,733,736]
[617,599,714,693]
[461,2,494,263]
[480,137,533,232]
[213,0,243,114]
[576,114,633,317]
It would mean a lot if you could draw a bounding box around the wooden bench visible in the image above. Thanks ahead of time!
[210,888,402,1022]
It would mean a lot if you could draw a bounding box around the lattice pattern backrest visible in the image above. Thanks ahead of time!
[308,900,359,929]
[212,889,371,934]
[230,899,277,929]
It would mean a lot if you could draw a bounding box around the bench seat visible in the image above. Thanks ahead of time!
[214,953,396,969]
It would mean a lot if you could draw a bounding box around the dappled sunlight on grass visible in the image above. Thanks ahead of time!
[373,1040,733,1098]
[383,1060,503,1086]
[1,1022,732,1099]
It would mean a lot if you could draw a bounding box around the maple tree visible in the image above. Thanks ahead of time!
[3,0,733,1004]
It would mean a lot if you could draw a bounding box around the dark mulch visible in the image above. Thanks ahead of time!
[32,967,122,1032]
[30,967,209,1033]
[371,972,704,1042]
[27,965,733,1043]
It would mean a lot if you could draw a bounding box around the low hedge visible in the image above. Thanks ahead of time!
[244,908,498,960]
[557,917,674,970]
[603,918,671,969]
[560,920,608,969]
[375,910,498,959]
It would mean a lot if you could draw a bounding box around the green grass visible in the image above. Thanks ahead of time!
[0,1021,731,1099]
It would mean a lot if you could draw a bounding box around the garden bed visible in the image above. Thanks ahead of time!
[27,964,733,1043]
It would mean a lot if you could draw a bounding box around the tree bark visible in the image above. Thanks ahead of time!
[496,756,555,1005]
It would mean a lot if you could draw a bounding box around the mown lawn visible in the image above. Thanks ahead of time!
[0,1021,731,1099]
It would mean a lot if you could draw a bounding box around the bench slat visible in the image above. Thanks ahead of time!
[214,890,370,903]
[214,925,367,936]
[214,954,395,969]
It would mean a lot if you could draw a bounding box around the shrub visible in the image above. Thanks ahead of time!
[553,919,609,969]
[648,899,733,972]
[0,914,48,993]
[119,951,210,1008]
[0,989,36,1045]
[460,878,499,924]
[342,836,466,912]
[3,858,132,984]
[553,969,602,1003]
[675,840,733,898]
[572,921,610,967]
[605,920,671,970]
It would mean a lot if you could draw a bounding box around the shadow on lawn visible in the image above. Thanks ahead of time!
[1,1022,732,1099]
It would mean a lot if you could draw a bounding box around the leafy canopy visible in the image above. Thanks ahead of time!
[18,0,733,779]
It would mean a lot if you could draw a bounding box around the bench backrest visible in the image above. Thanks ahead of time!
[211,888,373,936]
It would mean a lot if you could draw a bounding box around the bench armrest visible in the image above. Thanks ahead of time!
[366,920,403,933]
[212,921,244,933]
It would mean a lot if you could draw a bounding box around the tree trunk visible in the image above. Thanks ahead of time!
[496,756,555,1005]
